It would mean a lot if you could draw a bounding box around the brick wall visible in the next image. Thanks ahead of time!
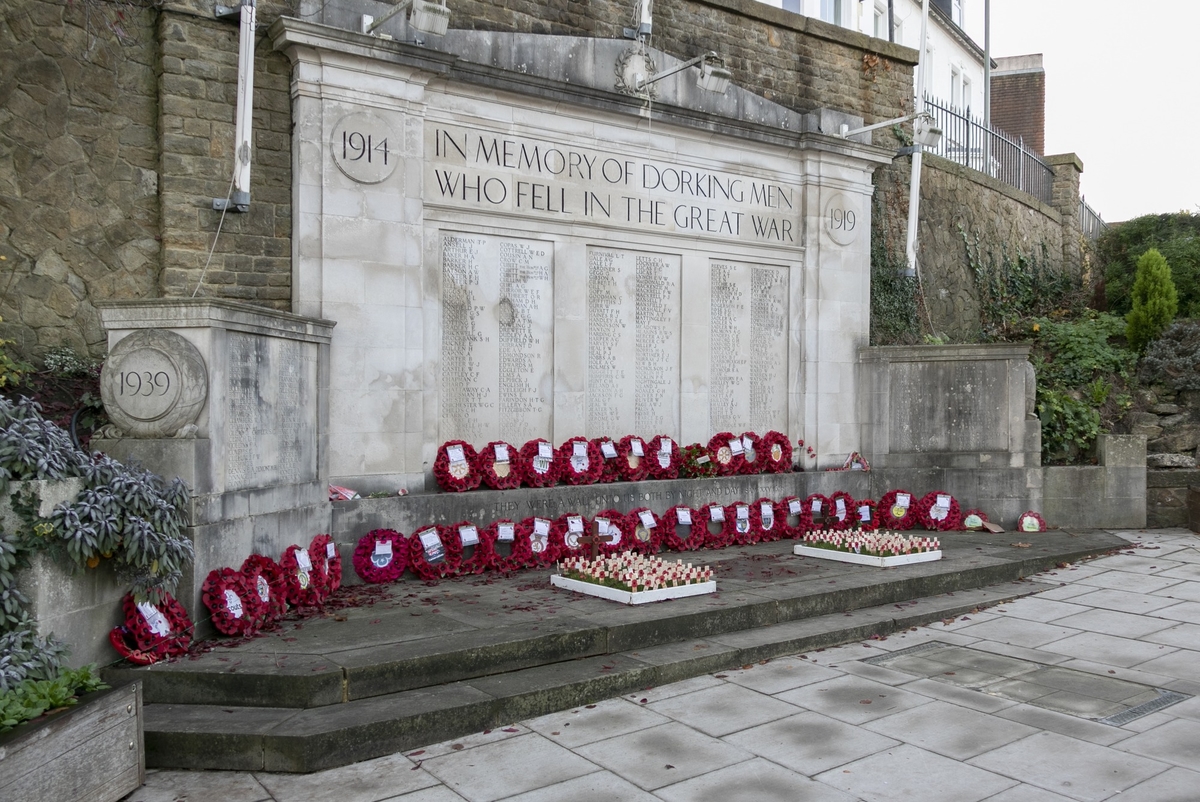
[155,6,293,309]
[991,64,1045,156]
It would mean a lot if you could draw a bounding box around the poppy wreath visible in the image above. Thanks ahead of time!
[352,529,409,583]
[626,507,662,554]
[479,440,522,490]
[738,432,763,475]
[646,435,683,480]
[828,491,857,531]
[109,592,192,665]
[408,524,461,581]
[554,512,592,557]
[453,522,488,575]
[661,505,703,551]
[698,502,734,548]
[519,438,561,488]
[201,567,261,637]
[725,501,756,545]
[751,498,786,543]
[879,489,918,531]
[679,442,717,478]
[241,554,288,626]
[524,516,561,566]
[854,499,881,531]
[758,431,793,474]
[616,435,650,482]
[916,491,963,532]
[961,509,989,531]
[303,537,332,604]
[311,533,343,594]
[591,509,631,555]
[780,496,806,539]
[280,545,324,607]
[1016,510,1047,533]
[433,440,482,492]
[482,516,530,573]
[592,437,623,483]
[708,432,745,476]
[470,519,506,572]
[557,437,603,485]
[803,493,832,531]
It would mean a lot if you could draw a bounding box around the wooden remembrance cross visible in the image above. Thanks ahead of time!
[576,521,615,559]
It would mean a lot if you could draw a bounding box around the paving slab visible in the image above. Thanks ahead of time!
[815,743,1017,802]
[653,756,857,802]
[419,733,596,802]
[573,721,752,790]
[1114,717,1200,771]
[644,682,801,737]
[861,700,1039,759]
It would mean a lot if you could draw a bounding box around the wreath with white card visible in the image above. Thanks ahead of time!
[520,438,561,488]
[557,436,603,485]
[109,592,192,665]
[280,544,323,606]
[479,440,522,490]
[708,432,746,476]
[627,507,662,554]
[661,505,703,551]
[353,528,409,583]
[758,431,793,474]
[879,489,918,530]
[434,440,481,492]
[698,502,734,548]
[201,567,261,637]
[646,434,682,480]
[916,491,962,531]
[616,435,650,482]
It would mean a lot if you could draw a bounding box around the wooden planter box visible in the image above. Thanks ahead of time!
[0,681,144,802]
[793,544,942,567]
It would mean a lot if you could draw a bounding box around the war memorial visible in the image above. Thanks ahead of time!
[0,0,1153,789]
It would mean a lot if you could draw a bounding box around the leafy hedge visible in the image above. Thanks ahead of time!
[1100,212,1200,318]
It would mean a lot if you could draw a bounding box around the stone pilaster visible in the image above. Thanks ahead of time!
[1045,152,1084,278]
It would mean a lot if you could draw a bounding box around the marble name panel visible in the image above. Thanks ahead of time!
[586,247,681,436]
[440,232,554,444]
[709,260,789,435]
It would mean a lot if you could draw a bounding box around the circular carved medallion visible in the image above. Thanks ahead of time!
[100,329,208,437]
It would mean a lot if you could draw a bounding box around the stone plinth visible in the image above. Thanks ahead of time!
[1044,435,1147,529]
[95,300,335,629]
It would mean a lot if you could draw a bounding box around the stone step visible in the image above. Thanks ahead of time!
[108,531,1122,710]
[142,578,1047,773]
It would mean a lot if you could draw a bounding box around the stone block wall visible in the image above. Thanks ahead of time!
[0,0,160,357]
[1135,387,1200,527]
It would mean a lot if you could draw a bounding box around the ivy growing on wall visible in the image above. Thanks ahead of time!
[869,182,922,345]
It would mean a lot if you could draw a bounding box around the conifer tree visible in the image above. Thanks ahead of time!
[1125,248,1178,352]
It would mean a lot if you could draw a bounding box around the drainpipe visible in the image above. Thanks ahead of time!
[213,0,256,212]
[903,0,930,277]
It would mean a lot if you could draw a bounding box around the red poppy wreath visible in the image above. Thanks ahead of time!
[828,490,857,531]
[434,440,482,492]
[496,519,535,572]
[725,501,756,545]
[472,519,512,572]
[310,533,343,594]
[626,507,662,554]
[479,440,522,490]
[201,567,261,637]
[916,491,963,532]
[758,431,793,474]
[751,497,786,542]
[592,437,623,483]
[854,498,880,531]
[961,509,989,531]
[708,432,745,476]
[519,438,560,488]
[879,489,918,531]
[241,554,288,626]
[1017,510,1047,533]
[591,510,632,555]
[353,529,409,583]
[557,437,603,485]
[280,544,324,607]
[698,502,734,548]
[661,505,704,551]
[524,515,560,566]
[780,495,805,539]
[616,435,650,482]
[803,493,832,530]
[109,592,192,665]
[408,524,461,581]
[738,432,762,475]
[646,435,683,480]
[554,512,592,557]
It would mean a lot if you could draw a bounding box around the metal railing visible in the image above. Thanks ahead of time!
[1079,196,1107,241]
[921,94,1054,205]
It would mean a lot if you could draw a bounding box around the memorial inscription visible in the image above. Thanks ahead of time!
[100,328,208,438]
[440,232,554,444]
[427,125,799,246]
[709,261,788,433]
[225,333,317,490]
[586,247,681,436]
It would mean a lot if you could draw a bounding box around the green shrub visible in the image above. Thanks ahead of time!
[0,664,106,733]
[1100,212,1200,317]
[1125,248,1178,352]
[1029,313,1136,388]
[1139,319,1200,390]
[1037,388,1101,463]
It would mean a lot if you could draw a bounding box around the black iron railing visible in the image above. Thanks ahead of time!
[922,94,1054,205]
[1080,196,1107,241]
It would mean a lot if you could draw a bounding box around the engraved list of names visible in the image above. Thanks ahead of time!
[587,247,681,436]
[440,233,553,443]
[709,261,789,433]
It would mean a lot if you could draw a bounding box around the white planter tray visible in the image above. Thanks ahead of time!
[793,544,942,567]
[550,574,717,605]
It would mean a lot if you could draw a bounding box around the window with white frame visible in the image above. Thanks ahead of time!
[821,0,844,26]
[951,66,962,108]
[873,2,888,39]
[963,76,972,111]
[952,0,964,27]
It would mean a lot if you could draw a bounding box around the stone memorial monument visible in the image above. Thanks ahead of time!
[270,22,893,492]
